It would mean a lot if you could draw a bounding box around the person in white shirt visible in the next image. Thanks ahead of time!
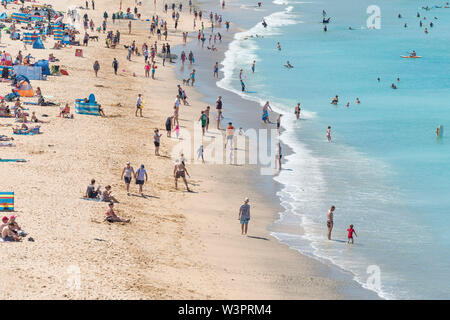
[135,94,143,117]
[135,164,148,196]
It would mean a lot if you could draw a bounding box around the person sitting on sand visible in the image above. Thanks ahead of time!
[59,103,71,118]
[105,202,130,223]
[85,179,101,198]
[1,216,8,231]
[331,95,339,105]
[8,215,27,237]
[1,222,21,242]
[98,104,106,117]
[101,185,119,203]
[35,87,42,97]
[53,41,63,49]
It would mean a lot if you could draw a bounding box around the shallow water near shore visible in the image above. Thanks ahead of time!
[173,0,381,299]
[210,0,450,299]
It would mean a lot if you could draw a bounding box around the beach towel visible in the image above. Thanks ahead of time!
[13,131,35,135]
[0,159,26,162]
[80,197,101,202]
[0,142,15,147]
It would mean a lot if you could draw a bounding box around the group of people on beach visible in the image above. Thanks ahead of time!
[1,215,28,242]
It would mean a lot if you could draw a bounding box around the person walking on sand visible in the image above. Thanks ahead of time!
[135,164,148,196]
[347,224,357,244]
[327,126,331,142]
[216,96,223,129]
[224,122,235,150]
[145,62,150,77]
[136,94,143,117]
[204,106,211,131]
[275,142,282,170]
[154,129,162,155]
[93,60,100,77]
[199,110,207,136]
[121,162,135,195]
[128,20,132,34]
[165,116,173,137]
[327,205,335,240]
[238,197,251,235]
[174,160,191,191]
[112,58,119,75]
[190,69,196,86]
[262,101,273,124]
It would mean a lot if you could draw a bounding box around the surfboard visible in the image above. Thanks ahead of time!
[400,56,422,58]
[246,91,257,93]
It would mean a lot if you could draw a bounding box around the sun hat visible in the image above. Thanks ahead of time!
[244,197,249,203]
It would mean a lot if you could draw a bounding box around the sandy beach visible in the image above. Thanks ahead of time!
[0,0,368,299]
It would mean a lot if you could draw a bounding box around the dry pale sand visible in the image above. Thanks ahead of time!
[0,0,343,299]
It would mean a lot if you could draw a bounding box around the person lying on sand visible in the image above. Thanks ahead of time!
[105,202,130,223]
[31,112,49,123]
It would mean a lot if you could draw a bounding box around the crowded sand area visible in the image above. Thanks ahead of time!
[0,0,343,299]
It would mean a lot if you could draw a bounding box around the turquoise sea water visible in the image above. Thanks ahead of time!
[218,0,450,299]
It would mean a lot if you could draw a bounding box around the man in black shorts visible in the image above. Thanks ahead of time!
[216,96,223,129]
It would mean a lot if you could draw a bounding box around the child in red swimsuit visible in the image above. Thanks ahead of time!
[347,224,357,244]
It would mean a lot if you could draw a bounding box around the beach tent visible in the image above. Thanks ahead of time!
[75,94,100,116]
[33,36,45,49]
[13,65,44,80]
[0,192,14,211]
[35,60,50,75]
[11,13,31,23]
[0,13,7,20]
[15,75,34,97]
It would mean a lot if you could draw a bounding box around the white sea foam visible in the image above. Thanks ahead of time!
[215,3,395,300]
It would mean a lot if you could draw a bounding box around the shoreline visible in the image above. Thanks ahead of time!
[174,0,379,299]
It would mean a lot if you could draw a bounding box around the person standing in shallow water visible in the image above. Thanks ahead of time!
[327,205,335,240]
[238,198,251,235]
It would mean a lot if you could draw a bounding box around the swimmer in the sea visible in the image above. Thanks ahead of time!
[391,83,397,89]
[284,61,293,68]
[330,95,338,105]
[277,42,281,51]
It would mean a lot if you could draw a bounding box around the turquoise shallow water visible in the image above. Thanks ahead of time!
[218,0,450,299]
